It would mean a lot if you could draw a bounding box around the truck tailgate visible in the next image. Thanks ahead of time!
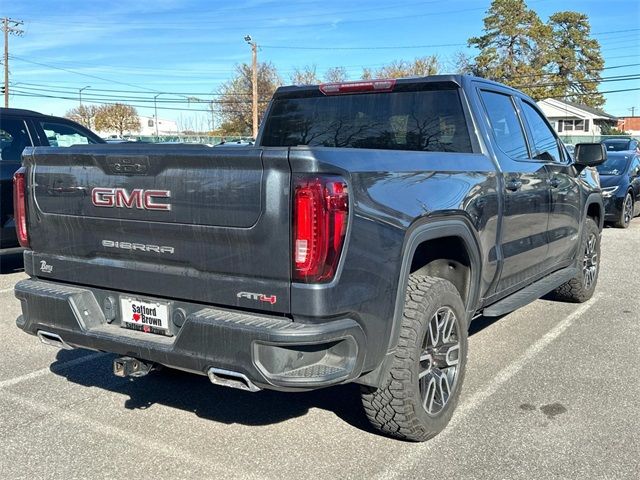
[22,144,291,313]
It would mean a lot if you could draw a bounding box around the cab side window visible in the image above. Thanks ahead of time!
[40,121,97,147]
[479,90,529,159]
[0,118,32,163]
[521,101,562,163]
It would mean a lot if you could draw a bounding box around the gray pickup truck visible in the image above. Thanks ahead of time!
[14,76,606,441]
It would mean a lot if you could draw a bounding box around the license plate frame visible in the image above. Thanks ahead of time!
[119,295,172,336]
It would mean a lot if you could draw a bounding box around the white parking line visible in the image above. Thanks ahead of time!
[376,293,601,480]
[0,352,106,389]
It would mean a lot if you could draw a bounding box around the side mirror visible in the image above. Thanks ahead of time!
[574,143,607,167]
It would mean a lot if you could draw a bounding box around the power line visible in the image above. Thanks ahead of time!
[11,82,640,111]
[259,27,639,51]
[11,61,640,99]
[549,87,640,98]
[8,91,255,114]
[262,42,467,51]
[514,73,640,89]
[10,87,269,105]
[10,54,164,94]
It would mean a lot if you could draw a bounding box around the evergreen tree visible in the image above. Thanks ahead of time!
[468,0,550,98]
[543,11,604,107]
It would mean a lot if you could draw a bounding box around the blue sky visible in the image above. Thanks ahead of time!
[4,0,639,128]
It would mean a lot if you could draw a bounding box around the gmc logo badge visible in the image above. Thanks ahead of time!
[91,188,171,211]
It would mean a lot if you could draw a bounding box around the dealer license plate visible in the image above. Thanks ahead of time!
[120,296,171,336]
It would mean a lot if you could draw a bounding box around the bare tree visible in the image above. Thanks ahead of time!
[217,62,282,135]
[375,56,440,79]
[290,65,320,85]
[361,67,374,80]
[324,66,348,82]
[65,105,99,130]
[94,103,140,136]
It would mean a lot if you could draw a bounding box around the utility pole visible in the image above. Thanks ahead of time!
[2,17,24,108]
[210,100,215,134]
[244,35,258,139]
[79,85,90,106]
[630,107,636,117]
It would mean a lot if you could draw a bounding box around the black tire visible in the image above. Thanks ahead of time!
[615,192,633,228]
[552,217,600,303]
[361,275,468,442]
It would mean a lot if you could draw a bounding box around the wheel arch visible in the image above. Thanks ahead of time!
[356,216,482,389]
[388,216,482,352]
[584,193,604,231]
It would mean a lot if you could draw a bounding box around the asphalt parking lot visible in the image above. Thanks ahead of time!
[0,224,639,480]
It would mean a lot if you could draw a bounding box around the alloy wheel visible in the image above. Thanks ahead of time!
[419,306,461,416]
[582,233,598,290]
[623,194,633,227]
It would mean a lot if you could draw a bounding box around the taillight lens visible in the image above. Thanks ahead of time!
[293,176,349,283]
[13,167,29,248]
[319,79,396,95]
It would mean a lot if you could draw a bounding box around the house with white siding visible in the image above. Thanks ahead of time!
[536,98,617,137]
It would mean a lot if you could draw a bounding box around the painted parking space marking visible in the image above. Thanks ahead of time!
[377,293,602,480]
[0,352,106,389]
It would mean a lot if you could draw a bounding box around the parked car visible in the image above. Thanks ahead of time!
[597,151,640,228]
[564,143,576,156]
[14,76,605,442]
[0,107,103,257]
[601,137,640,153]
[214,139,254,147]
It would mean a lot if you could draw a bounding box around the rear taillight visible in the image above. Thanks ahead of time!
[13,167,29,248]
[293,176,349,283]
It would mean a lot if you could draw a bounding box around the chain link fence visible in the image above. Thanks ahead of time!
[559,134,636,145]
[115,135,253,145]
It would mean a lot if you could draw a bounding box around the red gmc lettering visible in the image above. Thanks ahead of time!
[91,188,171,211]
[115,189,143,208]
[91,188,115,207]
[144,190,172,211]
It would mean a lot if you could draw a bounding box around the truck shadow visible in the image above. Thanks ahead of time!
[468,314,506,336]
[0,252,24,274]
[51,349,378,435]
[50,314,509,435]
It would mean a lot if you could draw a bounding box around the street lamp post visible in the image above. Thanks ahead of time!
[153,93,165,140]
[79,85,90,106]
[244,35,258,139]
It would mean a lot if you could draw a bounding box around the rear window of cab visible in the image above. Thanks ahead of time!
[262,87,472,153]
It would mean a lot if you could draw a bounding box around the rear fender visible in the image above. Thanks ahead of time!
[357,216,482,388]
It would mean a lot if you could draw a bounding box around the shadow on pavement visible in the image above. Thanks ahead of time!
[468,314,506,336]
[51,348,378,435]
[0,251,24,274]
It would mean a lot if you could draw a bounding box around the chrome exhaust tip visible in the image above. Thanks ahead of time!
[37,330,73,350]
[207,367,261,392]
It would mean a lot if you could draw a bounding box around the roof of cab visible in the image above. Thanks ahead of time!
[0,107,47,117]
[271,74,526,100]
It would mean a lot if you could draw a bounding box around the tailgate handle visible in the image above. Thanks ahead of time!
[106,155,150,174]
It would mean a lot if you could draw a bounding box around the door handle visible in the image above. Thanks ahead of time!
[549,177,560,188]
[505,180,523,192]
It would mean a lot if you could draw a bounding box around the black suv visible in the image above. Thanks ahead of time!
[0,108,103,256]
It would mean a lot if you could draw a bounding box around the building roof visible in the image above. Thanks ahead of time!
[543,98,617,120]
